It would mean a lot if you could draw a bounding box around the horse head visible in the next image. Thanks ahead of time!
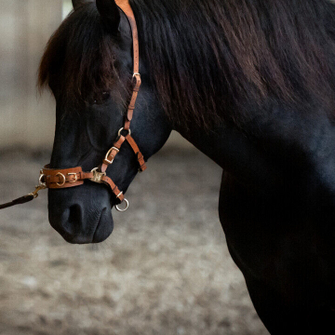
[39,0,172,243]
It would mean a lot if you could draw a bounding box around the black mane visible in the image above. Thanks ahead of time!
[40,0,335,127]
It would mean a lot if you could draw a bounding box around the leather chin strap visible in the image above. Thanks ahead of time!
[0,1,145,212]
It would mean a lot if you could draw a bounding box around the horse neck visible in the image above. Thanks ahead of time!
[176,121,284,191]
[176,103,335,198]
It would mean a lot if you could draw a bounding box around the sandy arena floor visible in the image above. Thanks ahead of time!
[0,147,269,335]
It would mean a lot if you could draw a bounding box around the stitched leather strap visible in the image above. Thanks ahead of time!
[101,134,147,173]
[116,0,140,75]
[126,134,147,171]
[41,165,84,188]
[116,0,141,131]
[40,166,125,201]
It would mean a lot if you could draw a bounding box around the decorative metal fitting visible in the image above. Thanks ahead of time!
[90,167,106,184]
[56,173,66,187]
[68,172,78,183]
[39,173,47,188]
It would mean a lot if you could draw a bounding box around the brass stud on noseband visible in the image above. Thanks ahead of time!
[68,172,78,183]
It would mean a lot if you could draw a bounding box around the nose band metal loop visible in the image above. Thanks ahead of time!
[115,198,130,212]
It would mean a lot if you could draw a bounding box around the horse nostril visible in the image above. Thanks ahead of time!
[68,203,82,225]
[48,203,83,241]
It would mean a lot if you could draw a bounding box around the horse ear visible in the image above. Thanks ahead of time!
[96,0,120,34]
[72,0,90,10]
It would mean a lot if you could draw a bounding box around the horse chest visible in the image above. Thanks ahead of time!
[218,172,335,305]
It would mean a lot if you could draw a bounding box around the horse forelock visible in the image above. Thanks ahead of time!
[38,2,128,110]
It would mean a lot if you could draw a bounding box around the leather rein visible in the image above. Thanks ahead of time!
[0,2,145,213]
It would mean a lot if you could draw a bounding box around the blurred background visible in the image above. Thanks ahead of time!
[0,1,268,334]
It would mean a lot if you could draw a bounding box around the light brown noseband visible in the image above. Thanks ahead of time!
[0,2,145,212]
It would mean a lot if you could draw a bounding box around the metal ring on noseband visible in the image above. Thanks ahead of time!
[39,173,47,188]
[115,199,130,212]
[118,127,131,137]
[115,193,130,212]
[56,172,66,187]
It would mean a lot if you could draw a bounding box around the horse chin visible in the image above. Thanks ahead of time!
[48,184,114,244]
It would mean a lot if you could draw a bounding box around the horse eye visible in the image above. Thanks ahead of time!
[92,91,110,105]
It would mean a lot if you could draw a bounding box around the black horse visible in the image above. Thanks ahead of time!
[38,0,335,333]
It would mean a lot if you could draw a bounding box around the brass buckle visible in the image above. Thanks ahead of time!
[104,147,120,165]
[90,167,106,184]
